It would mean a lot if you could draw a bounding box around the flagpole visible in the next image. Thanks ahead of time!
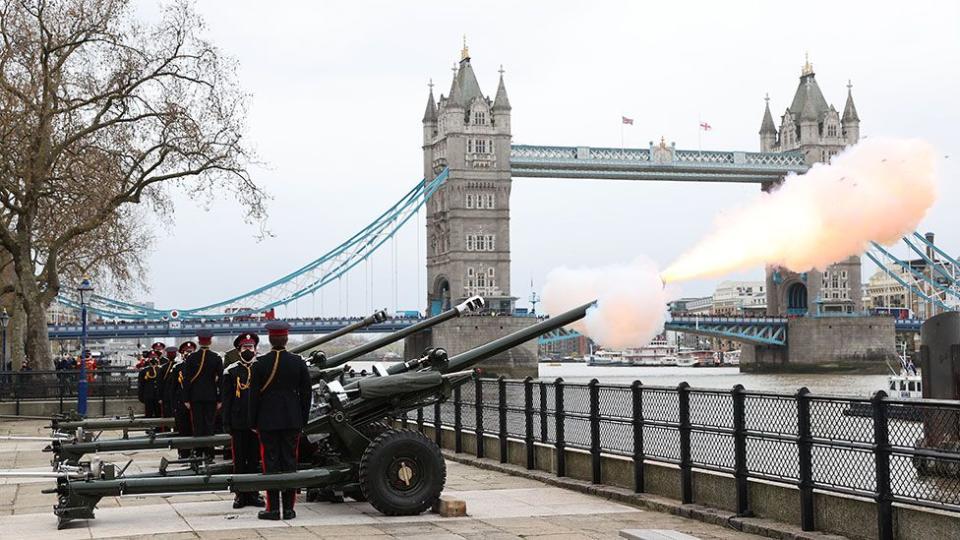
[620,121,624,160]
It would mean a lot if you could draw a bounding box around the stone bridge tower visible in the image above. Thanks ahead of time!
[759,56,863,316]
[422,43,515,315]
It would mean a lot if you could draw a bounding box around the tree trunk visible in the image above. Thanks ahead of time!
[18,274,53,370]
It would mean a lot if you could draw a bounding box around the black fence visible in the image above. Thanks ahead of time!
[405,376,960,540]
[0,369,139,415]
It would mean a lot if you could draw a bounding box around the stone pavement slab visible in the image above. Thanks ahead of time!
[0,420,765,540]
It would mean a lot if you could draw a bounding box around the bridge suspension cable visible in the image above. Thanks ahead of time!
[866,241,956,312]
[56,169,449,320]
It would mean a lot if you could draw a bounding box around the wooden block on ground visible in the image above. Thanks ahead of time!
[432,495,467,517]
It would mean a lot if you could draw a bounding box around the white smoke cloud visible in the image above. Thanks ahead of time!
[542,137,939,351]
[661,137,939,282]
[542,258,669,350]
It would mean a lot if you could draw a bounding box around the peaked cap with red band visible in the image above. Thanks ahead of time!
[265,321,291,337]
[151,342,166,351]
[196,329,214,346]
[178,341,197,354]
[233,332,260,348]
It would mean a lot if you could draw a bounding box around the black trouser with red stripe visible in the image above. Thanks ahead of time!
[231,428,261,501]
[259,429,300,512]
[189,401,218,459]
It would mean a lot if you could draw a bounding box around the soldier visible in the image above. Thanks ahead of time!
[172,341,196,456]
[223,332,256,369]
[249,321,311,521]
[158,346,180,422]
[137,354,162,418]
[221,333,265,509]
[182,330,223,460]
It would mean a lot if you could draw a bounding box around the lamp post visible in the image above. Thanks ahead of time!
[0,308,8,399]
[77,279,93,417]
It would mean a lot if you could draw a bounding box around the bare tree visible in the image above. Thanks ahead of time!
[0,0,265,369]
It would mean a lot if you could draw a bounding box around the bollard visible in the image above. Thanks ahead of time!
[632,380,645,493]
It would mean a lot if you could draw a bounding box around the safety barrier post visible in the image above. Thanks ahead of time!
[589,379,601,483]
[732,384,750,516]
[475,376,484,458]
[796,387,815,531]
[632,380,645,493]
[434,400,442,447]
[539,380,548,441]
[678,382,692,504]
[872,391,893,540]
[453,384,463,453]
[555,378,566,477]
[524,377,534,469]
[498,376,508,463]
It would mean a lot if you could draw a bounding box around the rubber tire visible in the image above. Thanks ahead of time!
[359,429,445,516]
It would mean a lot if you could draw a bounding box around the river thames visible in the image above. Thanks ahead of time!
[536,364,891,396]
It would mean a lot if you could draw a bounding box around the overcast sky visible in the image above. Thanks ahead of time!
[134,0,959,317]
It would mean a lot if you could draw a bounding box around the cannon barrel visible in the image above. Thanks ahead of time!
[290,309,389,355]
[377,301,595,377]
[47,434,231,465]
[50,417,174,431]
[315,296,485,369]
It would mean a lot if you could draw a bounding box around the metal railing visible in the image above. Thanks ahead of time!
[407,375,960,540]
[0,368,138,415]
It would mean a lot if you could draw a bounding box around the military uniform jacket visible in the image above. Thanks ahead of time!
[221,359,256,430]
[137,364,162,402]
[182,348,223,403]
[223,348,241,369]
[159,360,185,410]
[248,349,311,431]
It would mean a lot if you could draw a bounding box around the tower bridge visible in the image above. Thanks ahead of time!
[52,45,953,375]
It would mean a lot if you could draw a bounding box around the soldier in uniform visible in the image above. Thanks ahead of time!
[249,321,311,521]
[158,346,180,425]
[223,332,256,369]
[182,330,223,460]
[171,342,196,456]
[137,354,162,418]
[221,333,265,508]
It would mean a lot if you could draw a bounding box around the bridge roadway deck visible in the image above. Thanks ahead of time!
[0,420,764,540]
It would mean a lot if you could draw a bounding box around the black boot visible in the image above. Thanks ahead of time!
[282,508,296,520]
[247,493,265,508]
[232,494,245,509]
[257,510,280,520]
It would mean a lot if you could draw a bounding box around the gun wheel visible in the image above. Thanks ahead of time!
[359,429,445,516]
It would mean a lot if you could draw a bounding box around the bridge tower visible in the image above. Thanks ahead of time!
[759,56,863,316]
[422,42,515,315]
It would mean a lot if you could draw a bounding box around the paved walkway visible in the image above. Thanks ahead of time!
[1,419,763,539]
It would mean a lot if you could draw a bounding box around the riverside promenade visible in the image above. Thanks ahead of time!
[0,419,767,540]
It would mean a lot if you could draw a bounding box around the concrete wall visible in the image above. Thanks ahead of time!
[787,316,896,373]
[743,316,896,373]
[408,422,959,540]
[404,316,538,378]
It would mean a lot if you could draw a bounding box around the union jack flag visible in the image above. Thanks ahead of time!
[699,122,712,131]
[622,116,634,125]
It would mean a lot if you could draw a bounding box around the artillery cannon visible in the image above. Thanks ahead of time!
[50,300,594,529]
[44,301,481,468]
